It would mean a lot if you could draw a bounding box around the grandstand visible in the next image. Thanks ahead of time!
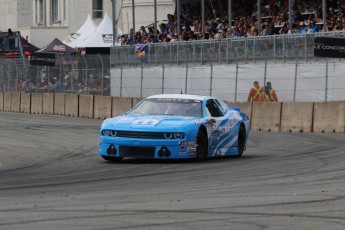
[118,0,345,45]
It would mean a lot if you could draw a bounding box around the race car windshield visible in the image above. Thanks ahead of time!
[128,98,203,117]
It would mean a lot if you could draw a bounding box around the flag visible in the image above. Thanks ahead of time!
[136,44,148,62]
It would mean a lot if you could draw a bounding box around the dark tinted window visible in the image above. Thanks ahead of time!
[206,99,224,117]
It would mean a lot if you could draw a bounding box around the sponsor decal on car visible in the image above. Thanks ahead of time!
[180,147,186,155]
[187,143,198,156]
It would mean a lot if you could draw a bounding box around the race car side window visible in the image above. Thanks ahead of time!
[214,99,229,115]
[206,99,224,117]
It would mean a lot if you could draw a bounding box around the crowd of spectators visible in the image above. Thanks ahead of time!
[119,0,345,45]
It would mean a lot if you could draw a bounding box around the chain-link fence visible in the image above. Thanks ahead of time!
[0,54,111,95]
[110,59,345,102]
[1,32,345,97]
[110,31,345,67]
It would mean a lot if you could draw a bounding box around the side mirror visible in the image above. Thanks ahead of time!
[233,107,240,112]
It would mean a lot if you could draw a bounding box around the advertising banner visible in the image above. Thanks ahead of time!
[314,37,345,58]
[30,52,56,66]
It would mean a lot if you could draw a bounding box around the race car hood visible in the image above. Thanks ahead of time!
[103,114,198,130]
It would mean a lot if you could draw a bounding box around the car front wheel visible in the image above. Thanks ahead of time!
[196,130,207,161]
[237,125,246,157]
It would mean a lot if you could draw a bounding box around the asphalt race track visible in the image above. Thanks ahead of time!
[0,112,345,230]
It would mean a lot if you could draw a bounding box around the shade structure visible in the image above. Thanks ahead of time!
[76,13,122,48]
[63,14,98,48]
[37,38,77,55]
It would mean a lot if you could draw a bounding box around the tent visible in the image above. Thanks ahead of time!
[63,14,97,48]
[37,38,77,55]
[76,13,122,48]
[21,37,40,53]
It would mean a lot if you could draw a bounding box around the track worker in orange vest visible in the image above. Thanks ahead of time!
[247,81,263,102]
[262,82,278,102]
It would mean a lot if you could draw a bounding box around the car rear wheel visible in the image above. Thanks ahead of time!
[196,130,207,161]
[101,155,123,162]
[237,125,246,157]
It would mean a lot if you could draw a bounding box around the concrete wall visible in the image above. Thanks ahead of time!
[281,102,313,133]
[1,93,345,133]
[79,95,94,118]
[313,101,345,133]
[251,102,282,132]
[43,93,54,115]
[54,93,65,116]
[31,93,43,114]
[0,92,3,111]
[10,92,20,113]
[3,92,11,112]
[112,97,132,117]
[20,93,31,113]
[65,94,78,117]
[94,95,112,119]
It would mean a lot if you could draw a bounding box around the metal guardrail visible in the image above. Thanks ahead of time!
[110,31,345,66]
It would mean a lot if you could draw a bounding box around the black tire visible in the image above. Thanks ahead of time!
[101,155,123,162]
[196,130,208,161]
[237,125,246,157]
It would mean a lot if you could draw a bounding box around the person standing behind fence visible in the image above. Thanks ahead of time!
[262,82,278,102]
[247,81,263,102]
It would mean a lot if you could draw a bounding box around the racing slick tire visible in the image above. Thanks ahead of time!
[196,130,207,161]
[101,155,123,162]
[237,125,246,157]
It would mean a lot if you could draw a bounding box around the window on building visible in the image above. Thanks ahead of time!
[36,0,44,24]
[63,0,66,21]
[92,0,103,18]
[52,0,59,22]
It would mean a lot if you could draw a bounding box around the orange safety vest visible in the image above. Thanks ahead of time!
[251,86,262,101]
[264,89,275,102]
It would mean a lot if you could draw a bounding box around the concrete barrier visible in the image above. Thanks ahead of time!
[313,101,345,133]
[3,92,11,112]
[54,93,65,116]
[251,102,282,132]
[132,98,143,108]
[79,95,94,118]
[20,93,31,113]
[280,102,313,133]
[65,94,78,117]
[0,92,3,111]
[112,97,132,117]
[94,96,112,119]
[11,92,20,113]
[31,93,43,114]
[43,93,54,115]
[226,101,252,118]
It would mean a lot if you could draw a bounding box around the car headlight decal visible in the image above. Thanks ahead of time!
[174,132,184,139]
[163,133,173,139]
[102,130,111,136]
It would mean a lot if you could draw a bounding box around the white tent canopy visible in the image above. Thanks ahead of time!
[76,13,122,48]
[63,14,97,48]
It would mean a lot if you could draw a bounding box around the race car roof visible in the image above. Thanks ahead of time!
[147,94,210,101]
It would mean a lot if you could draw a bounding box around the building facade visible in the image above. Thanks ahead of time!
[0,0,175,48]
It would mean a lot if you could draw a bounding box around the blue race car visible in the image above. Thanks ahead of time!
[98,94,249,161]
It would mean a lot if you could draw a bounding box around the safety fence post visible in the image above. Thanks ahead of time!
[161,64,165,94]
[325,58,329,102]
[235,62,238,102]
[293,58,298,102]
[210,63,213,96]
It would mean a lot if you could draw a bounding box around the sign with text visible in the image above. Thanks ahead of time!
[30,52,56,66]
[314,37,345,58]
